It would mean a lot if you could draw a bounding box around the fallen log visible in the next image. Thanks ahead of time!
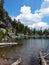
[40,51,47,65]
[12,58,21,65]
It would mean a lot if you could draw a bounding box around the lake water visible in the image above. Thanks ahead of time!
[0,39,49,65]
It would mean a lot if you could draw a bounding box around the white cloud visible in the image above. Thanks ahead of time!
[36,8,49,18]
[28,22,49,30]
[41,0,49,8]
[11,0,49,30]
[36,0,49,18]
[14,5,41,25]
[20,5,31,14]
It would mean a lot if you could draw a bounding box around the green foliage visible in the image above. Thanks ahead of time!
[43,29,49,35]
[37,30,42,35]
[11,19,31,35]
[0,7,4,20]
[18,22,24,33]
[11,19,17,29]
[0,29,4,41]
[0,0,4,8]
[32,28,36,35]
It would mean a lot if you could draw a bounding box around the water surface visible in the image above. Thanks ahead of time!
[0,39,49,65]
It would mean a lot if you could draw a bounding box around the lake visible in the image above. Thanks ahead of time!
[0,39,49,65]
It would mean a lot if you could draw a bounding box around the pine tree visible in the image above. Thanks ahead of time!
[0,0,4,20]
[0,0,4,8]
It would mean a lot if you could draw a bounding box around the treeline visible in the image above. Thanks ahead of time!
[11,19,32,35]
[0,0,4,20]
[32,28,49,36]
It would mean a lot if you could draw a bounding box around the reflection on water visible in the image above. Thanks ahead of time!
[0,39,49,65]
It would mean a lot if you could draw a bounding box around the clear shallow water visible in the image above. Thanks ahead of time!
[0,39,49,65]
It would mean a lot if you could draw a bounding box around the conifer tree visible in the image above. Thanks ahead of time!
[0,0,4,8]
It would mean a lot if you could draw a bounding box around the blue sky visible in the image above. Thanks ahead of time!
[4,0,43,16]
[42,16,49,24]
[4,0,49,29]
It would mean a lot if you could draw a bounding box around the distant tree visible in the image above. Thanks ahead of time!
[43,29,49,35]
[0,7,4,20]
[32,28,36,35]
[0,0,4,8]
[18,22,24,33]
[11,19,17,29]
[5,11,8,16]
[24,26,28,35]
[38,30,42,35]
[0,0,5,20]
[26,28,31,35]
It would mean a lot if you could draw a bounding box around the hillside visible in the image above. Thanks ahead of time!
[0,0,32,42]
